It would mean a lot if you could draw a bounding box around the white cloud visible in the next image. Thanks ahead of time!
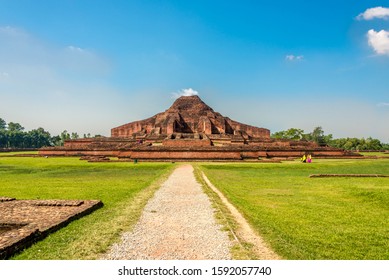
[67,45,86,53]
[367,29,389,55]
[285,54,304,61]
[0,26,26,37]
[0,72,9,78]
[171,88,199,98]
[357,6,389,20]
[377,102,389,107]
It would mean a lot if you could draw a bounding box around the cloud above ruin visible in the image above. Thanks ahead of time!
[357,7,389,20]
[285,54,304,61]
[0,72,9,79]
[171,88,199,98]
[367,29,389,55]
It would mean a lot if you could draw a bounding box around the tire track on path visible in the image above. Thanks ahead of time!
[201,171,281,260]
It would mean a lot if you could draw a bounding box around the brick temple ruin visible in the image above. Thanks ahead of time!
[0,197,102,259]
[39,95,359,160]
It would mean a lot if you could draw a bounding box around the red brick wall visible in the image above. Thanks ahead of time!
[128,150,242,160]
[64,140,94,149]
[162,139,212,147]
[39,150,119,157]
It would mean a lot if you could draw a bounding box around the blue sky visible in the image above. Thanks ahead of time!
[0,1,388,142]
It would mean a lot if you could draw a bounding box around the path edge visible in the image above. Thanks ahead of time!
[195,166,281,260]
[99,163,178,259]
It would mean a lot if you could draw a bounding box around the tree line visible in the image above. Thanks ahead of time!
[0,118,99,149]
[271,126,389,151]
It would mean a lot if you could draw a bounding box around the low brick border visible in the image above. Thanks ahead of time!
[0,199,103,259]
[309,174,389,178]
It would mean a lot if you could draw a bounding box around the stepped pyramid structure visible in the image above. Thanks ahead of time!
[40,95,359,160]
[111,95,269,141]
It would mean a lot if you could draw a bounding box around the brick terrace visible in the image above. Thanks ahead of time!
[0,197,102,259]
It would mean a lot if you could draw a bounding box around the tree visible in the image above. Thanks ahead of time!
[0,129,7,148]
[0,118,6,130]
[27,128,52,148]
[7,130,25,148]
[311,126,325,144]
[58,130,71,146]
[285,128,305,140]
[271,128,305,140]
[365,137,382,150]
[71,132,79,139]
[272,126,387,151]
[51,135,62,146]
[7,122,24,132]
[328,137,385,151]
[0,118,6,148]
[303,126,331,146]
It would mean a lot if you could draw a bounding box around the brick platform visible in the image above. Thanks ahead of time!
[0,198,103,259]
[39,95,361,159]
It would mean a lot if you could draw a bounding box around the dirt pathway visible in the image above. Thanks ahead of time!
[201,172,281,259]
[103,164,231,260]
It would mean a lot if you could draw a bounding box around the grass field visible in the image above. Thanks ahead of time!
[0,151,39,156]
[2,156,388,260]
[0,156,173,259]
[199,159,389,260]
[359,152,389,157]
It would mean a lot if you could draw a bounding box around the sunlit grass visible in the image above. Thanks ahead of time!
[199,159,389,260]
[0,150,39,156]
[0,156,173,259]
[359,152,389,157]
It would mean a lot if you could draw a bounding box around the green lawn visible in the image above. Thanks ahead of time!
[359,152,389,157]
[0,151,39,156]
[2,156,388,260]
[0,156,173,259]
[199,159,389,260]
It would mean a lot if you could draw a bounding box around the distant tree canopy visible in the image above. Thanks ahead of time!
[0,117,97,149]
[0,118,6,130]
[0,121,51,149]
[330,137,387,151]
[271,128,305,140]
[271,126,389,151]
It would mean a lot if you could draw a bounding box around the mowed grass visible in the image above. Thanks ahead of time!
[0,156,173,259]
[360,152,389,157]
[0,151,39,156]
[199,159,389,260]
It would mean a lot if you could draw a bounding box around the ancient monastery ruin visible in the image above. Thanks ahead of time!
[39,95,358,160]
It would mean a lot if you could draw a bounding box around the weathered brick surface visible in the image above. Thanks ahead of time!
[162,139,212,147]
[39,149,120,157]
[0,198,102,259]
[130,150,243,160]
[111,96,270,139]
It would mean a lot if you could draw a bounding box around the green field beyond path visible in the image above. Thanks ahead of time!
[1,156,388,260]
[199,159,389,260]
[0,157,173,259]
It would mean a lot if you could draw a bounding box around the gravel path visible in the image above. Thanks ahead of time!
[103,164,231,260]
